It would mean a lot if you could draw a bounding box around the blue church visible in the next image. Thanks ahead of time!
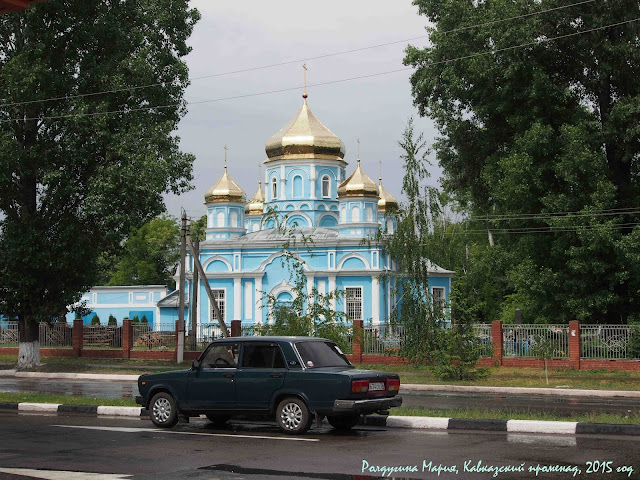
[178,92,454,330]
[69,93,454,329]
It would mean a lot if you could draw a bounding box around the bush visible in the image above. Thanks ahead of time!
[132,316,140,323]
[140,315,148,324]
[91,314,100,325]
[108,315,117,326]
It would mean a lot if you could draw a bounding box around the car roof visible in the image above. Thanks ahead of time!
[210,336,330,343]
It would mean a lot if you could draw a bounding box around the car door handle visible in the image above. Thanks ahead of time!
[270,373,283,378]
[223,373,235,378]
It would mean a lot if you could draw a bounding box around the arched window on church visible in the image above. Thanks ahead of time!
[351,205,360,223]
[321,175,330,198]
[293,175,303,198]
[216,211,225,228]
[366,206,373,222]
[271,177,278,200]
[340,207,346,223]
[230,210,238,227]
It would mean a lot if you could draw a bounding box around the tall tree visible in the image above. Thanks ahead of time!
[405,0,640,324]
[107,215,180,288]
[0,0,199,368]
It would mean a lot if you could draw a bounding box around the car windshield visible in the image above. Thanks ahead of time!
[295,341,352,368]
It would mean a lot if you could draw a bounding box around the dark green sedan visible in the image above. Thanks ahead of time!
[136,336,402,434]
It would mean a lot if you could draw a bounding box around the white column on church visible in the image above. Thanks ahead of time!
[310,165,316,199]
[254,275,263,324]
[371,276,380,325]
[234,277,241,322]
[328,275,337,311]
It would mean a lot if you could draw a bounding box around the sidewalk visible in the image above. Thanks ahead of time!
[1,369,639,436]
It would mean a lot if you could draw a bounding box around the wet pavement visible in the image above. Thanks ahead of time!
[1,377,639,416]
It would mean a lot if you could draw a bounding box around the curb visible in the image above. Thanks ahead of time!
[1,402,638,436]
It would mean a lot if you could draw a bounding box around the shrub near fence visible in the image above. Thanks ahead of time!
[580,325,640,360]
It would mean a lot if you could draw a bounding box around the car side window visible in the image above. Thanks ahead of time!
[201,343,239,369]
[241,344,286,369]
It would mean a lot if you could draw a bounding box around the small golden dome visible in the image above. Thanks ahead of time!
[378,178,398,213]
[338,160,379,198]
[245,181,265,216]
[265,98,345,162]
[204,167,245,204]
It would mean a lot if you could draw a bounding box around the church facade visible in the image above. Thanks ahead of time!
[180,93,454,329]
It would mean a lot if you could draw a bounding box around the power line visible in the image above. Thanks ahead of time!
[469,207,640,222]
[417,221,640,237]
[0,0,596,109]
[2,15,638,124]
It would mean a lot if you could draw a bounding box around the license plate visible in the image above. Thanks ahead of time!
[369,382,385,391]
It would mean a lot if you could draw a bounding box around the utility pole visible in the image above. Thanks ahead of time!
[190,232,200,349]
[186,235,229,337]
[177,212,187,363]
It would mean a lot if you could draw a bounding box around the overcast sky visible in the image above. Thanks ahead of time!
[164,0,439,220]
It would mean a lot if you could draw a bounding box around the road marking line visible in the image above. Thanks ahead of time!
[53,425,320,442]
[0,468,132,479]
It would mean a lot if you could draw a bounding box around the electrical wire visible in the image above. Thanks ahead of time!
[2,15,638,124]
[0,0,597,109]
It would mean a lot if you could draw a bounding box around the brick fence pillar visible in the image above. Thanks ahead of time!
[230,320,241,337]
[492,320,503,366]
[352,320,364,364]
[122,319,133,359]
[72,318,83,357]
[569,320,581,370]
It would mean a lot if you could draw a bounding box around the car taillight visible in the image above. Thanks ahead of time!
[387,379,400,392]
[351,379,369,393]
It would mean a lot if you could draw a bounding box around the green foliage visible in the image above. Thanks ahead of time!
[530,334,559,385]
[90,315,100,325]
[140,315,148,324]
[0,1,200,360]
[108,315,117,326]
[255,214,351,352]
[107,215,180,288]
[383,120,486,380]
[406,0,640,325]
[131,316,140,324]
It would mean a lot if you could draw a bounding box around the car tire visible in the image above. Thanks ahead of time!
[276,397,312,434]
[327,414,360,430]
[149,392,178,428]
[206,414,231,427]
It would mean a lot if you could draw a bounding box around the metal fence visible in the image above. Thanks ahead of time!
[185,323,229,351]
[39,322,73,348]
[502,324,569,358]
[363,324,405,355]
[133,323,176,351]
[0,322,18,347]
[472,324,493,357]
[83,325,122,349]
[580,325,640,360]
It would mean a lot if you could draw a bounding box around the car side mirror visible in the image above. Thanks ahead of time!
[192,359,201,370]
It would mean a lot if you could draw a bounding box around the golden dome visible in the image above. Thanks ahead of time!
[378,178,398,213]
[245,181,265,216]
[265,97,345,162]
[338,160,379,198]
[204,166,245,204]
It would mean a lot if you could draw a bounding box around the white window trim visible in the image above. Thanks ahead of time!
[321,175,331,198]
[345,286,363,321]
[210,288,226,322]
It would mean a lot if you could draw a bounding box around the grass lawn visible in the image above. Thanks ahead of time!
[0,354,181,374]
[0,392,137,407]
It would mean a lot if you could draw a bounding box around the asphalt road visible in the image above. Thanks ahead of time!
[0,412,638,480]
[1,377,639,416]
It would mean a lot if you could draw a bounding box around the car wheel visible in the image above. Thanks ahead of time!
[276,397,312,434]
[327,414,360,430]
[149,392,178,428]
[206,414,231,427]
